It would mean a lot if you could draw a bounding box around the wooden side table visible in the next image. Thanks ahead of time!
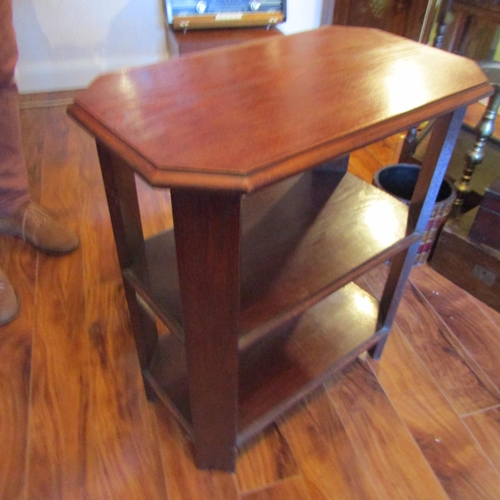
[68,27,491,471]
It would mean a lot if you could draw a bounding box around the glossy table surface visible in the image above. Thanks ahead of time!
[69,26,491,192]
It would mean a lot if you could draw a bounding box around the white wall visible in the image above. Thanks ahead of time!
[13,0,168,93]
[279,0,323,35]
[13,0,323,93]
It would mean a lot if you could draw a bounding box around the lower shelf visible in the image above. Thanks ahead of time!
[146,281,384,447]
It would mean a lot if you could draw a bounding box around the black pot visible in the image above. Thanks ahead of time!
[373,163,456,265]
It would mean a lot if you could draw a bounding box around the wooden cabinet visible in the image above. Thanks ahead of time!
[441,1,500,59]
[68,26,491,471]
[322,0,437,42]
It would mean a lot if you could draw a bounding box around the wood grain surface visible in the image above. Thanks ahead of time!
[240,477,312,500]
[365,264,500,415]
[327,361,449,500]
[368,325,500,499]
[410,264,500,389]
[25,106,89,500]
[0,104,42,500]
[0,237,35,500]
[68,26,491,192]
[4,90,500,498]
[236,425,299,494]
[84,282,167,499]
[155,404,239,500]
[278,392,379,500]
[464,407,500,474]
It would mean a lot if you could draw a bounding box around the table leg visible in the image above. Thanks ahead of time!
[171,189,241,471]
[96,143,159,372]
[370,107,466,360]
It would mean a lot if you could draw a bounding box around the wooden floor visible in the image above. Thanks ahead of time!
[1,94,500,500]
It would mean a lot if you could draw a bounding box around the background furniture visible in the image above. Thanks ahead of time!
[163,0,285,56]
[431,205,500,312]
[321,0,439,42]
[68,27,490,471]
[429,62,500,311]
[453,62,500,209]
[470,176,500,250]
[440,0,500,58]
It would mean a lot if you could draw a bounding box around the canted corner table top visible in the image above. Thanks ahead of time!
[68,26,491,193]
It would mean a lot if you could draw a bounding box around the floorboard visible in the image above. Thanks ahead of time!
[327,360,449,500]
[368,325,500,500]
[236,425,299,495]
[278,390,380,500]
[410,265,500,391]
[84,281,168,500]
[463,407,500,475]
[155,405,240,500]
[0,238,36,500]
[25,106,89,500]
[365,264,500,415]
[240,477,312,500]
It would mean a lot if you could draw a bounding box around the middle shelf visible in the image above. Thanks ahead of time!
[124,170,420,346]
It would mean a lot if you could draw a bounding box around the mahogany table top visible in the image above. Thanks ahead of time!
[68,26,492,192]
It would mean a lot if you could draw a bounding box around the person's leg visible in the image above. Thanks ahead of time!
[0,0,79,254]
[0,0,30,215]
[0,0,23,326]
[0,1,78,326]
